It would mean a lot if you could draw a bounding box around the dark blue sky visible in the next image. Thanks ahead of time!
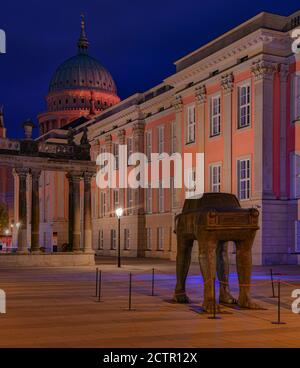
[0,0,299,137]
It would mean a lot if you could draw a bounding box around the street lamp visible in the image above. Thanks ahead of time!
[115,207,123,268]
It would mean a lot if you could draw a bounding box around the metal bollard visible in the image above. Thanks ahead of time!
[128,273,133,311]
[208,278,221,319]
[270,269,276,298]
[97,270,102,302]
[151,268,155,296]
[95,268,99,297]
[272,280,286,325]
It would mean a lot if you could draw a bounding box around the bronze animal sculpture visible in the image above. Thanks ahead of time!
[173,193,260,312]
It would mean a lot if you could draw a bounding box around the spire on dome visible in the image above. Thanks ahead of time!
[77,14,89,54]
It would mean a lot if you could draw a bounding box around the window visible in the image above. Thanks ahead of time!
[145,186,152,214]
[170,177,176,209]
[171,121,177,153]
[210,164,221,192]
[185,168,196,198]
[210,95,221,136]
[113,143,119,169]
[238,159,251,200]
[100,192,106,217]
[158,126,164,154]
[127,137,133,165]
[158,181,164,213]
[186,105,196,143]
[113,189,119,212]
[124,229,130,250]
[98,230,104,250]
[127,188,133,214]
[110,229,116,250]
[145,130,152,161]
[146,228,152,250]
[157,228,164,250]
[238,84,251,128]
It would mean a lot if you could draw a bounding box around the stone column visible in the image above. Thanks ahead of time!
[251,59,277,199]
[30,169,41,252]
[279,64,289,199]
[221,73,234,192]
[83,172,93,253]
[16,168,28,253]
[67,172,82,251]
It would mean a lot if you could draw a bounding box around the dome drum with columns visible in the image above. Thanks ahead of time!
[38,16,120,135]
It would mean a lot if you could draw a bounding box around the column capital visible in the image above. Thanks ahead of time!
[15,168,29,177]
[117,129,126,143]
[279,63,289,82]
[104,134,112,143]
[251,59,277,81]
[221,73,234,95]
[83,171,94,183]
[195,84,207,104]
[172,95,183,112]
[66,172,82,182]
[133,121,145,136]
[30,168,41,178]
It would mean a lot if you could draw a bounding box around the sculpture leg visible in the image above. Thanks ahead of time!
[198,238,220,313]
[236,238,261,309]
[217,241,237,304]
[173,236,193,303]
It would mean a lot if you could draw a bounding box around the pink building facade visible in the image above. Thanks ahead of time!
[11,10,300,265]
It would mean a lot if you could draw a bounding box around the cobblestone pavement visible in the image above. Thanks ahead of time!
[0,257,299,347]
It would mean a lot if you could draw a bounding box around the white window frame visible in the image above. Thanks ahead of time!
[146,228,152,250]
[157,227,164,251]
[98,229,104,250]
[238,83,251,129]
[170,177,176,209]
[145,130,152,161]
[186,105,196,144]
[237,158,251,200]
[127,137,133,165]
[210,95,221,137]
[127,188,133,215]
[100,191,106,217]
[185,168,196,198]
[210,164,221,192]
[124,229,130,250]
[111,229,116,250]
[171,121,177,153]
[113,189,119,212]
[145,186,152,214]
[158,126,164,154]
[113,142,119,169]
[158,181,164,213]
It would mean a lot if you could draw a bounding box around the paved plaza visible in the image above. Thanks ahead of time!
[0,257,299,348]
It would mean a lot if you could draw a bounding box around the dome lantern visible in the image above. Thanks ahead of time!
[77,14,89,54]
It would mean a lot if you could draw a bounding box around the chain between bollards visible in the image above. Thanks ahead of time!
[272,279,286,325]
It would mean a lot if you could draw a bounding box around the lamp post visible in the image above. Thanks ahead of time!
[115,207,123,268]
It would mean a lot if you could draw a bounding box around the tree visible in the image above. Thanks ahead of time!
[0,201,9,234]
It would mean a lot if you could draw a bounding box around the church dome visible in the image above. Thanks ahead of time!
[49,16,118,96]
[49,53,118,95]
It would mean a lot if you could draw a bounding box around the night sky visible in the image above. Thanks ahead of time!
[0,0,300,138]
